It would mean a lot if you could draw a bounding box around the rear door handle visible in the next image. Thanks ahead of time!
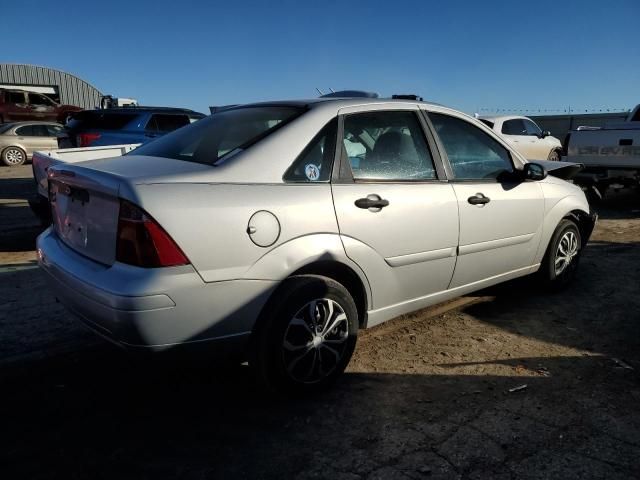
[468,193,490,205]
[355,194,389,210]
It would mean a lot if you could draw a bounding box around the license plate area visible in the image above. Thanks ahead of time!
[50,180,90,249]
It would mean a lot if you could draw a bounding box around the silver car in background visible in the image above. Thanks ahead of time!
[37,97,596,392]
[0,121,64,166]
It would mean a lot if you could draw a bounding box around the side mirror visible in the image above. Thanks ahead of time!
[542,130,551,138]
[523,162,547,181]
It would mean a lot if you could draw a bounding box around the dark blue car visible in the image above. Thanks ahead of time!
[57,107,205,148]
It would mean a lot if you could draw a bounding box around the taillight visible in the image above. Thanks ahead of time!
[77,132,101,147]
[116,200,189,268]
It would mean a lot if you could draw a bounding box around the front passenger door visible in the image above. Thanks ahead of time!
[428,112,544,288]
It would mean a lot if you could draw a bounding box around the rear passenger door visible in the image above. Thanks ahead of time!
[332,105,459,311]
[427,112,544,288]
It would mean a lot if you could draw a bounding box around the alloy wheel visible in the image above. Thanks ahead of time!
[282,298,349,384]
[555,230,579,275]
[4,148,25,166]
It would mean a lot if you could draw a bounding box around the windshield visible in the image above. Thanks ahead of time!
[131,106,305,165]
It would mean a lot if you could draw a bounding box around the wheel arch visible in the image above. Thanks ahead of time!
[533,194,591,264]
[289,260,369,328]
[564,209,597,245]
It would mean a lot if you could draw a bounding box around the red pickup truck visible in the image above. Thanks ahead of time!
[0,89,82,124]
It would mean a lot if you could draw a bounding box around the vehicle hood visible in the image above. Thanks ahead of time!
[74,155,215,184]
[534,159,583,180]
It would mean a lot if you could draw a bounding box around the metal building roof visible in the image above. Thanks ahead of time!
[0,64,103,109]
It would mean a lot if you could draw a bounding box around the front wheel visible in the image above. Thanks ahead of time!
[251,275,359,394]
[547,149,561,161]
[539,219,582,290]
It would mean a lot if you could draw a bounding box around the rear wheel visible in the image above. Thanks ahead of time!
[251,275,359,394]
[2,146,26,166]
[539,219,582,290]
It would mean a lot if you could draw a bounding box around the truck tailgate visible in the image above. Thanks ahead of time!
[567,129,640,168]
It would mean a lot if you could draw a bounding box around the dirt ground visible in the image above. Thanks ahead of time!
[1,164,639,480]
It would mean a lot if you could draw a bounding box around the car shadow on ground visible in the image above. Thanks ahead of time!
[0,346,638,479]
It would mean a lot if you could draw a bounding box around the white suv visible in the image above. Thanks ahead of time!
[479,115,563,161]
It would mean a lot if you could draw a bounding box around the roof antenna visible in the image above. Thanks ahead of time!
[315,88,324,96]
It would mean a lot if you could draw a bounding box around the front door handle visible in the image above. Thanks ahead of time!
[355,194,389,210]
[468,193,491,205]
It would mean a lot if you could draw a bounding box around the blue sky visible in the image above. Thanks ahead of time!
[5,0,639,114]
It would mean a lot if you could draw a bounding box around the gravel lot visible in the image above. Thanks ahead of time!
[1,164,639,479]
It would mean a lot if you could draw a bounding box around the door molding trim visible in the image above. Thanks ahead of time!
[385,246,456,267]
[458,232,535,256]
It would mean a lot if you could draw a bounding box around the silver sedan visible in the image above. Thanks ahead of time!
[37,96,596,392]
[0,121,63,166]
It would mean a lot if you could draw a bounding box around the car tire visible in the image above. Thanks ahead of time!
[547,149,561,161]
[539,219,582,291]
[251,275,359,394]
[1,146,27,167]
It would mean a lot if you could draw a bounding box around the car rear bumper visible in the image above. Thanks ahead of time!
[37,228,277,351]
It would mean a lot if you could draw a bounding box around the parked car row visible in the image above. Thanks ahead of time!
[36,93,596,393]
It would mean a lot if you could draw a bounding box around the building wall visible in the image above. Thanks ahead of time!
[0,64,103,109]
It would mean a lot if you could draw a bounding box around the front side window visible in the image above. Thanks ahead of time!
[284,118,337,182]
[342,111,436,181]
[523,119,542,136]
[28,93,53,106]
[32,125,50,136]
[430,113,513,180]
[46,124,63,136]
[501,119,526,135]
[132,106,304,165]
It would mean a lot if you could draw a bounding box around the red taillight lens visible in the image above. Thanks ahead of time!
[77,132,101,147]
[116,200,189,267]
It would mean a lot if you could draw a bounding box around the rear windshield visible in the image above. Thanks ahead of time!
[131,106,305,165]
[0,123,14,134]
[67,111,138,130]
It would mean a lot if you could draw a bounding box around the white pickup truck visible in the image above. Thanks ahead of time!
[565,104,640,198]
[29,144,140,223]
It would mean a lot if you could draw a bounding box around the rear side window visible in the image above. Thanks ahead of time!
[146,114,190,133]
[66,112,138,130]
[284,118,337,182]
[430,113,513,180]
[15,125,33,136]
[16,125,50,136]
[501,119,526,135]
[342,110,436,181]
[132,106,304,165]
[7,91,26,103]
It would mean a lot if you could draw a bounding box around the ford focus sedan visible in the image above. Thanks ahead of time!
[37,96,596,392]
